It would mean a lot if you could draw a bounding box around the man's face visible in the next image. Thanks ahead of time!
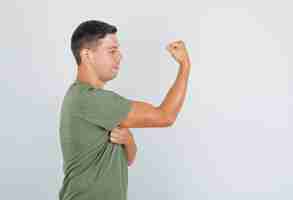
[90,33,123,82]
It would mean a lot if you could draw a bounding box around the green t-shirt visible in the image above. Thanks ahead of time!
[58,79,132,200]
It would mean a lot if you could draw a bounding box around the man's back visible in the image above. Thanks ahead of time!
[58,80,132,200]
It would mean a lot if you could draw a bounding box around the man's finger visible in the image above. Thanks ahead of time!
[110,136,119,142]
[110,132,120,139]
[111,127,120,132]
[111,130,124,136]
[110,137,118,143]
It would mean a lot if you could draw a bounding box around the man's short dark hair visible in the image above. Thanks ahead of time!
[71,20,117,65]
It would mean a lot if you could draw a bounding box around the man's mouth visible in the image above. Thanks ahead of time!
[113,65,119,70]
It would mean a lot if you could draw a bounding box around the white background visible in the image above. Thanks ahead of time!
[0,0,292,199]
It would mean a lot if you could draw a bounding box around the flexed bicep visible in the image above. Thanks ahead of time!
[118,100,174,128]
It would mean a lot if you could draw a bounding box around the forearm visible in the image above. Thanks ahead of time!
[123,131,137,166]
[158,61,191,121]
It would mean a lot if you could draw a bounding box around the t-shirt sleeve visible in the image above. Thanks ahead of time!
[76,89,132,131]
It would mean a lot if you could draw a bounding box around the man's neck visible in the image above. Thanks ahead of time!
[76,64,105,89]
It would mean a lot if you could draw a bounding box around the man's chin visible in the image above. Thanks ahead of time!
[108,73,118,81]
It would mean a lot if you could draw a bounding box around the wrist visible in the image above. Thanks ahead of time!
[180,59,191,68]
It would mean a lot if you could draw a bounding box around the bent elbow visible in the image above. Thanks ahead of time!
[165,115,176,127]
[128,160,134,167]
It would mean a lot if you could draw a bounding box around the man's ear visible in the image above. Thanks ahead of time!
[80,48,93,65]
[79,49,88,63]
[80,49,87,64]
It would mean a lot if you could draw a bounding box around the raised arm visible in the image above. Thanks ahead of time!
[119,40,191,128]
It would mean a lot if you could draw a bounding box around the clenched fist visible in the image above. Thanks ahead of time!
[166,40,190,66]
[109,127,132,145]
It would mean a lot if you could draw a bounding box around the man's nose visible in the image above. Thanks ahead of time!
[118,51,123,60]
[116,52,122,63]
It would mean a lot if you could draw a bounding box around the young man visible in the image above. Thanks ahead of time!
[58,20,191,200]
